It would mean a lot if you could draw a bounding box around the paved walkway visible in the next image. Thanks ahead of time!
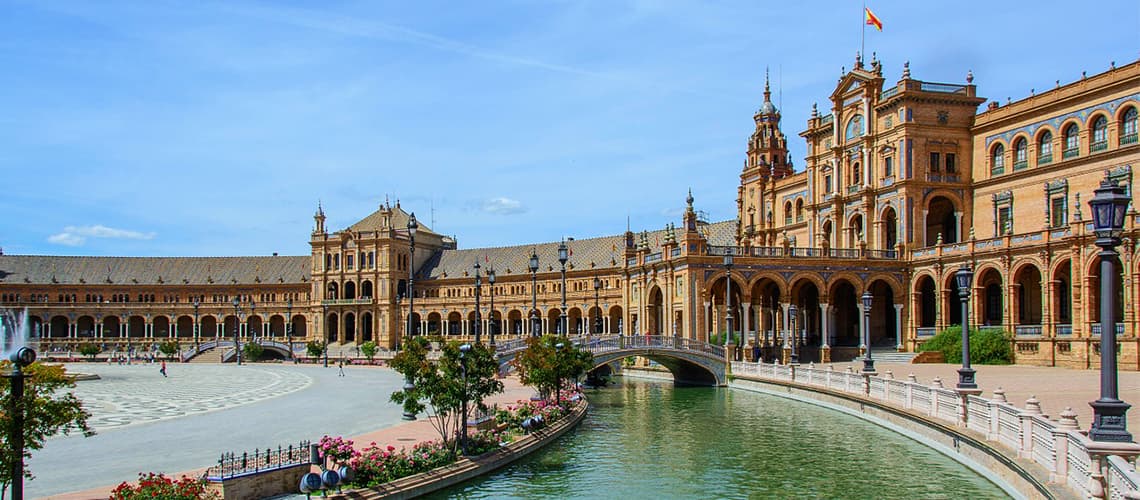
[37,363,534,500]
[827,360,1140,432]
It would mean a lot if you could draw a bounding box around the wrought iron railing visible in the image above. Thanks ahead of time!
[1063,148,1079,159]
[1091,141,1108,153]
[916,327,936,337]
[1122,133,1138,145]
[1014,325,1043,336]
[1089,323,1125,336]
[1055,324,1072,336]
[206,441,311,480]
[1037,153,1052,165]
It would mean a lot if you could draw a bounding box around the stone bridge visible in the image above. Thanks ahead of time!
[184,340,298,362]
[495,335,728,386]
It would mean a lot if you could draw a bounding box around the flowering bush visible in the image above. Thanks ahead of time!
[317,435,356,465]
[110,472,218,500]
[465,428,513,456]
[349,440,456,487]
[494,399,567,431]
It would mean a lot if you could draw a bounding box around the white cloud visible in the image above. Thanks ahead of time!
[47,225,156,246]
[482,197,526,215]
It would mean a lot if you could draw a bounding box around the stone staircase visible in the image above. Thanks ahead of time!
[189,348,225,363]
[870,347,918,364]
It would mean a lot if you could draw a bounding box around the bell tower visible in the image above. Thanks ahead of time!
[739,69,793,245]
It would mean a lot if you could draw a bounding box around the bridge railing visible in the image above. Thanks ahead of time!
[730,361,1140,500]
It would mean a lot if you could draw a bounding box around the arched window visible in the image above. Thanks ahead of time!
[1091,116,1108,151]
[1013,137,1028,169]
[784,201,793,225]
[1037,130,1053,165]
[990,143,1005,175]
[845,114,864,141]
[852,162,861,186]
[1063,124,1079,158]
[1122,106,1138,145]
[795,199,804,222]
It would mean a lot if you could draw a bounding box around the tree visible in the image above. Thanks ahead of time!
[1,362,95,498]
[513,335,592,405]
[242,342,264,362]
[389,338,503,454]
[158,341,179,360]
[306,340,326,359]
[77,344,101,360]
[360,341,378,362]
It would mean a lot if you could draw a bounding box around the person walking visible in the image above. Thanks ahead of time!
[160,359,167,377]
[337,358,345,377]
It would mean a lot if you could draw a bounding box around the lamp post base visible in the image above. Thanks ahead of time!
[957,367,978,390]
[1089,398,1133,442]
[861,357,876,374]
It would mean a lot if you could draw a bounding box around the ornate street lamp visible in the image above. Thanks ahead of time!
[124,311,131,365]
[458,343,472,455]
[286,298,294,360]
[488,267,496,347]
[192,299,200,349]
[861,291,875,373]
[956,265,977,390]
[529,250,540,337]
[321,304,329,368]
[558,240,568,336]
[408,212,418,339]
[724,254,734,348]
[474,262,482,344]
[4,346,36,500]
[593,277,602,335]
[789,304,798,364]
[1088,177,1132,442]
[232,297,242,366]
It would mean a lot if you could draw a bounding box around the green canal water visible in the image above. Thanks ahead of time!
[432,377,1008,499]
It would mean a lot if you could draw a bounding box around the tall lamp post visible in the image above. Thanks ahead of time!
[474,262,482,344]
[321,304,329,368]
[286,298,293,360]
[724,254,734,349]
[407,213,418,338]
[789,304,798,364]
[956,266,977,390]
[558,240,568,336]
[861,291,875,373]
[232,298,242,366]
[192,299,200,349]
[529,250,540,337]
[250,300,257,343]
[593,277,602,335]
[488,267,497,347]
[5,347,36,500]
[124,311,132,365]
[1088,177,1132,442]
[458,343,471,455]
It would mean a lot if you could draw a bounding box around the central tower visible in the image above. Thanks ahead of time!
[738,70,792,245]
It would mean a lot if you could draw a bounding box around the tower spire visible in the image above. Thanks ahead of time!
[763,66,772,104]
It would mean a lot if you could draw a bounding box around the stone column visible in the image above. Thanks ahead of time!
[954,211,962,242]
[820,303,831,363]
[857,303,865,355]
[894,303,904,351]
[743,303,752,344]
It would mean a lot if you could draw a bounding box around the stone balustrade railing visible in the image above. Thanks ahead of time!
[730,361,1140,499]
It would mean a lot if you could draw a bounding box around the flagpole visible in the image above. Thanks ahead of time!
[861,1,866,62]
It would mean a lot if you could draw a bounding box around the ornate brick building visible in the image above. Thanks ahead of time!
[2,56,1137,369]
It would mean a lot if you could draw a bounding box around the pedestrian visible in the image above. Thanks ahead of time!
[338,358,345,377]
[752,342,761,364]
[160,360,167,377]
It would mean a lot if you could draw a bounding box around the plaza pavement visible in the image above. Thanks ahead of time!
[35,363,534,500]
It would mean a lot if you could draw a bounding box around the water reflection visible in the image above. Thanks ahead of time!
[433,378,1008,499]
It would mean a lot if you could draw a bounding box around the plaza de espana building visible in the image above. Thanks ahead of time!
[2,55,1138,370]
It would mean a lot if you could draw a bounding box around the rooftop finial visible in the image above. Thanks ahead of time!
[686,188,694,208]
[902,61,910,79]
[316,200,324,217]
[966,69,974,84]
[811,102,818,118]
[855,51,862,69]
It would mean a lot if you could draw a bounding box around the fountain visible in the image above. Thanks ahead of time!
[1,307,33,359]
[2,308,37,500]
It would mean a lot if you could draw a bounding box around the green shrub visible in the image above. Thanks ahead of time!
[918,326,1012,365]
[708,332,742,346]
[78,344,102,359]
[242,342,264,361]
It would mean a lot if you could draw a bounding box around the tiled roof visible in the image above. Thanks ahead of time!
[418,220,737,280]
[348,205,440,236]
[0,255,310,286]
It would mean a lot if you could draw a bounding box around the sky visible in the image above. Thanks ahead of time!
[1,0,1138,257]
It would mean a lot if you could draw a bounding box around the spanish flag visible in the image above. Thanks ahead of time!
[865,7,882,31]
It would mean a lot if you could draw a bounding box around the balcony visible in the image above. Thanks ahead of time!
[1014,325,1042,336]
[846,184,861,194]
[1037,153,1052,165]
[1123,133,1138,145]
[926,173,962,183]
[1089,323,1125,336]
[1012,160,1028,171]
[704,246,898,260]
[917,327,937,337]
[1091,141,1108,153]
[1055,324,1072,336]
[1062,148,1079,159]
[991,166,1005,176]
[321,298,373,306]
[644,252,662,264]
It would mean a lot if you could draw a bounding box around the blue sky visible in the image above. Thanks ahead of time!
[2,0,1137,257]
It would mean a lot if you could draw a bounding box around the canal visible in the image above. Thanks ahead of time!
[433,377,1008,499]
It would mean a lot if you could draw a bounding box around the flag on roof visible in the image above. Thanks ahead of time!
[865,7,882,31]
